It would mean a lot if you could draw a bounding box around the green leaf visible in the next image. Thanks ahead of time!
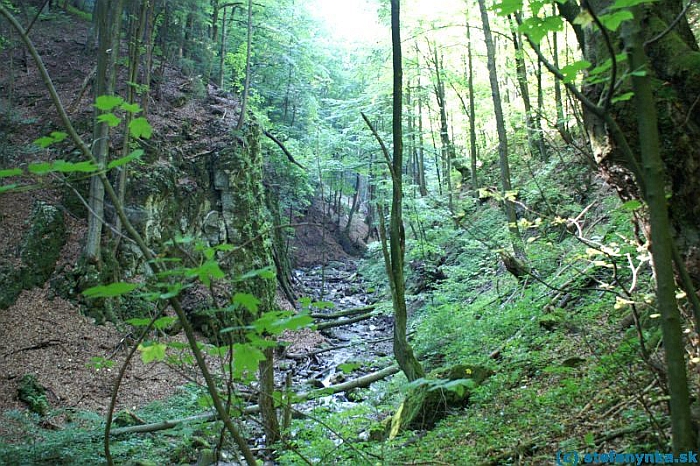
[158,283,183,300]
[138,342,167,363]
[610,0,657,10]
[251,310,314,335]
[168,342,189,350]
[166,235,196,245]
[272,313,314,334]
[530,0,547,15]
[311,300,335,310]
[491,0,522,15]
[190,260,225,285]
[153,316,177,330]
[52,160,99,173]
[197,394,213,408]
[338,362,361,374]
[518,16,563,44]
[560,60,591,83]
[87,356,114,370]
[129,117,153,139]
[232,343,266,379]
[119,102,142,113]
[95,95,124,111]
[33,136,55,148]
[126,317,152,327]
[620,199,643,211]
[599,10,633,31]
[0,168,22,178]
[206,345,229,357]
[235,266,276,282]
[245,332,279,348]
[107,149,144,169]
[28,162,52,174]
[0,184,19,193]
[50,131,67,142]
[590,54,627,76]
[585,54,628,84]
[97,113,122,127]
[83,282,139,298]
[611,91,634,103]
[233,293,260,313]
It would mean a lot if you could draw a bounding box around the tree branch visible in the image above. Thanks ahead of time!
[263,129,306,169]
[360,112,395,180]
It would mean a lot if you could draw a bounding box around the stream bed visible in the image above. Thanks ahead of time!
[280,260,394,407]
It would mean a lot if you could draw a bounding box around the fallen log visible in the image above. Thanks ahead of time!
[310,304,376,320]
[286,335,395,359]
[316,312,375,330]
[110,365,400,436]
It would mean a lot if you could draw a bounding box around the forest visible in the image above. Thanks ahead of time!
[0,0,699,464]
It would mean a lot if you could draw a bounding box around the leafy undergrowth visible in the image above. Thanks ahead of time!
[343,157,681,464]
[0,384,245,466]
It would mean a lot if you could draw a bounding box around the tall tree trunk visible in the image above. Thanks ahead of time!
[406,82,415,181]
[429,44,454,186]
[217,5,238,88]
[551,6,572,144]
[236,0,253,130]
[140,0,155,115]
[344,173,361,237]
[621,9,694,451]
[364,151,376,241]
[477,0,525,258]
[210,0,219,42]
[509,15,547,160]
[115,0,147,242]
[84,0,123,264]
[466,24,479,192]
[416,75,428,196]
[389,0,424,382]
[258,346,280,446]
[428,110,442,195]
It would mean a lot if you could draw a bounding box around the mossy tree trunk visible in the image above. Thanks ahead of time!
[620,8,694,452]
[84,0,123,265]
[389,0,424,383]
[553,0,700,452]
[559,0,700,288]
[216,122,280,444]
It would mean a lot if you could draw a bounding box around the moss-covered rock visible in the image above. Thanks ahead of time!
[20,201,66,288]
[538,308,566,331]
[0,201,66,309]
[387,364,493,439]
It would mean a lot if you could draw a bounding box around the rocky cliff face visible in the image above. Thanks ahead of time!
[118,112,278,321]
[0,13,280,322]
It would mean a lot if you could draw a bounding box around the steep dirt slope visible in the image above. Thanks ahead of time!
[0,10,221,420]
